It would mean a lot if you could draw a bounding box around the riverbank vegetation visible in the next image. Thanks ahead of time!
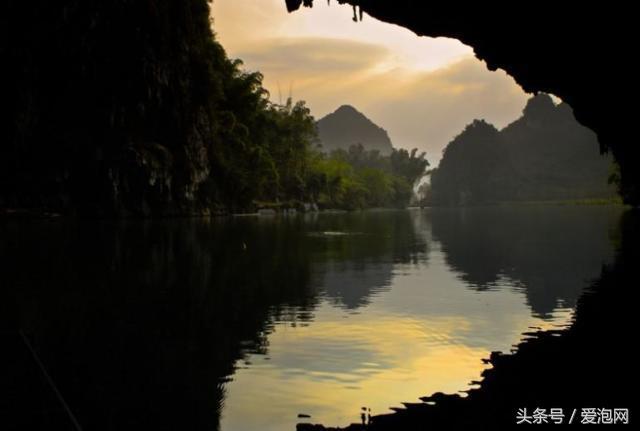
[307,144,429,210]
[199,65,430,212]
[198,58,430,212]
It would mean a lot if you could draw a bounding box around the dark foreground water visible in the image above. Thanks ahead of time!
[0,206,624,430]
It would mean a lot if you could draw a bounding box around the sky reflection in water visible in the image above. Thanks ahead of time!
[1,206,622,431]
[220,207,620,431]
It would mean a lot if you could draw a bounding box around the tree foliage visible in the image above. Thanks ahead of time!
[307,144,429,210]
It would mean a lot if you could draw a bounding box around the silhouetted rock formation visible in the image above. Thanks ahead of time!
[286,0,315,12]
[2,1,222,216]
[289,1,639,206]
[316,105,394,155]
[430,94,616,205]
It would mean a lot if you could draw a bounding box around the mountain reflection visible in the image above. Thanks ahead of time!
[429,206,620,318]
[1,207,622,430]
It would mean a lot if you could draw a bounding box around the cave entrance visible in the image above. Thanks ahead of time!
[213,0,617,206]
[207,2,622,431]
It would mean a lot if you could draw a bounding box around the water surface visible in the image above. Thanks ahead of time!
[1,206,622,430]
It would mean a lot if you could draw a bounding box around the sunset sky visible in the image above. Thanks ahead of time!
[211,0,530,164]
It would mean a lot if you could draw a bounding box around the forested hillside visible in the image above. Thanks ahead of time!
[427,94,617,206]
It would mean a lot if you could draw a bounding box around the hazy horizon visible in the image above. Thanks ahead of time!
[212,0,531,164]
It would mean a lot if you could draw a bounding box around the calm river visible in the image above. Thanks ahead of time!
[1,206,623,430]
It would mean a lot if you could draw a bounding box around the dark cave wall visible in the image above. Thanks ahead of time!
[290,0,638,204]
[1,0,221,215]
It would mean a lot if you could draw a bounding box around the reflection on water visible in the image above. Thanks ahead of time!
[0,207,623,430]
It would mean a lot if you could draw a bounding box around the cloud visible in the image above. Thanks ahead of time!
[355,58,530,163]
[237,44,529,165]
[233,36,397,112]
[236,37,390,75]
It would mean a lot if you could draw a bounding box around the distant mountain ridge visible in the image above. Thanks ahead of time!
[316,105,394,155]
[429,94,617,205]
